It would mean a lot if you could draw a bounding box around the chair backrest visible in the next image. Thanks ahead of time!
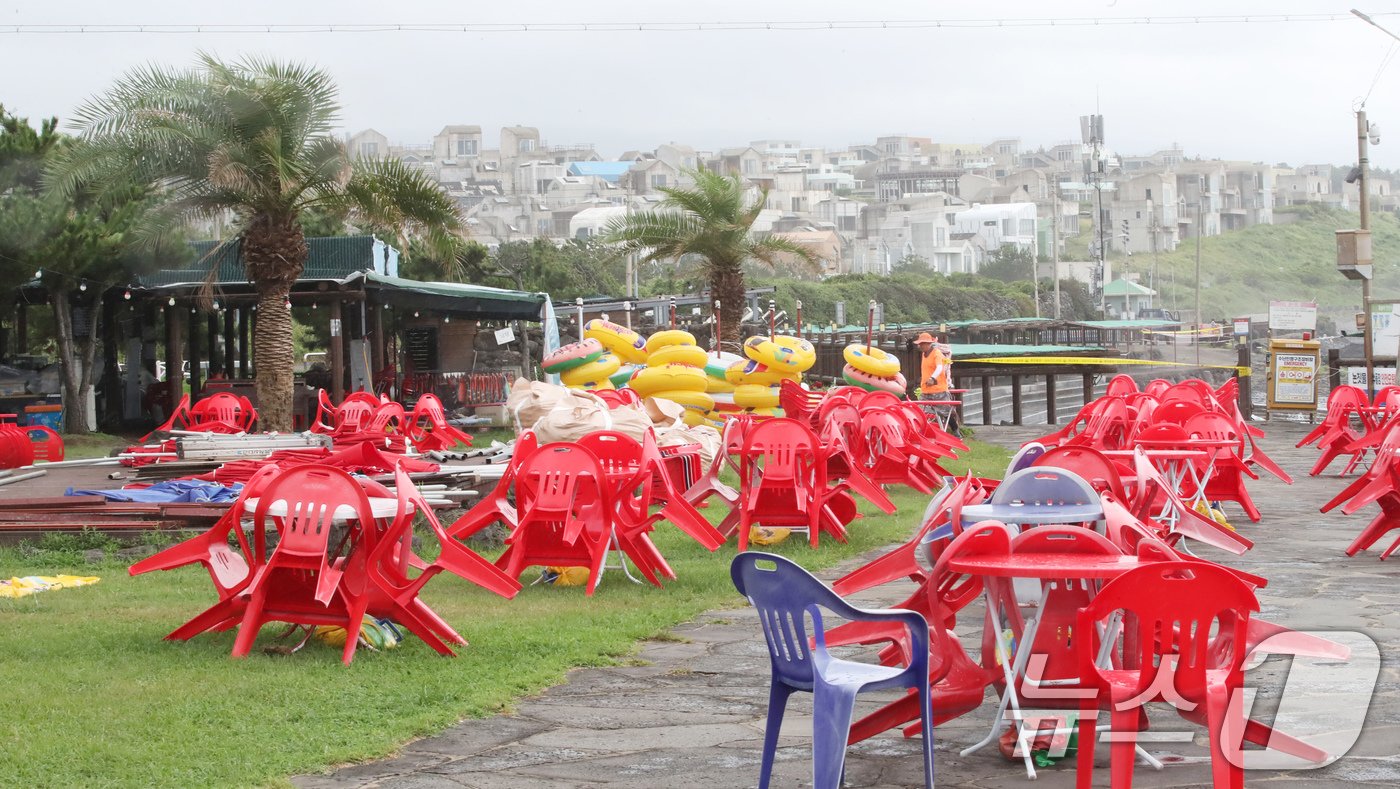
[255,465,375,558]
[1078,561,1259,701]
[593,388,642,409]
[576,430,646,479]
[1007,442,1047,475]
[1033,445,1129,500]
[731,552,922,690]
[1151,399,1206,426]
[743,417,820,484]
[926,519,1015,615]
[515,443,609,515]
[991,467,1099,507]
[1009,522,1120,555]
[858,390,903,412]
[1105,374,1139,398]
[332,399,373,432]
[191,392,243,426]
[364,402,406,433]
[1135,421,1190,444]
[1159,385,1207,407]
[411,392,448,426]
[1144,379,1172,398]
[1183,411,1244,454]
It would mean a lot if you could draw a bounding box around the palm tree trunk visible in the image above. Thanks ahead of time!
[50,289,92,434]
[244,214,308,432]
[712,263,746,352]
[252,285,296,431]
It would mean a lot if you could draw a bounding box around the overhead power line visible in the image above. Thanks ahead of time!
[2,13,1396,35]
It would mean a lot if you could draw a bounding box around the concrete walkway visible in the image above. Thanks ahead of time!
[295,423,1400,788]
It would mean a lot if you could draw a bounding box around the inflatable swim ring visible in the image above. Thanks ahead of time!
[744,335,816,373]
[647,344,709,368]
[560,353,622,387]
[584,319,648,364]
[609,363,641,388]
[704,351,745,380]
[645,329,697,355]
[842,364,906,395]
[842,344,901,378]
[542,338,605,374]
[629,363,708,396]
[733,383,782,409]
[725,359,800,387]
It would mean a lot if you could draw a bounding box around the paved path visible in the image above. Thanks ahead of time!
[296,423,1400,788]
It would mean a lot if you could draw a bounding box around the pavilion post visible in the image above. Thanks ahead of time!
[370,299,385,374]
[187,306,202,398]
[166,305,183,409]
[222,307,235,378]
[238,307,250,378]
[329,299,345,403]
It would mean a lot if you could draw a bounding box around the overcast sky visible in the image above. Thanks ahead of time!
[5,1,1400,168]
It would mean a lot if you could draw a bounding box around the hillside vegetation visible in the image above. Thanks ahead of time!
[1140,204,1400,321]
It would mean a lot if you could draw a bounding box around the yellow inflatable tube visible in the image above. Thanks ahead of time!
[647,344,709,368]
[843,344,901,377]
[559,353,622,386]
[629,363,709,396]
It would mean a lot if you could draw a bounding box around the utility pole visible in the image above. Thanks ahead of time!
[1360,108,1375,396]
[1195,198,1203,367]
[1052,181,1061,318]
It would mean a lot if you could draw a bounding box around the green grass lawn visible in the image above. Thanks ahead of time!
[56,431,132,459]
[0,439,1009,788]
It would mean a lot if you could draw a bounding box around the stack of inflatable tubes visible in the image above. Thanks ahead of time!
[842,344,907,396]
[711,335,820,421]
[633,330,712,427]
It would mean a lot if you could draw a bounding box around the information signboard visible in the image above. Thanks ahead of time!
[1268,300,1317,332]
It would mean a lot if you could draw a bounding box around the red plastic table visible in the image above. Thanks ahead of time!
[946,552,1149,778]
[1133,439,1235,507]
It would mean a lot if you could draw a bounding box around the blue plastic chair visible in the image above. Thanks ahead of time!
[730,552,935,789]
[1006,441,1047,475]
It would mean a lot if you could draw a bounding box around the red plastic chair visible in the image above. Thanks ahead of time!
[1144,378,1172,399]
[1105,374,1139,398]
[592,388,643,409]
[1183,412,1262,522]
[362,464,522,655]
[232,466,380,664]
[139,393,193,441]
[735,418,850,551]
[130,466,281,640]
[447,431,539,539]
[22,425,65,462]
[852,408,943,493]
[187,392,246,432]
[1151,399,1206,426]
[1032,445,1131,503]
[494,443,616,595]
[1074,562,1262,789]
[831,476,983,597]
[407,393,472,451]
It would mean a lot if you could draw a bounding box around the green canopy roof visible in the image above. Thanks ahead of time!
[349,271,546,321]
[139,236,392,287]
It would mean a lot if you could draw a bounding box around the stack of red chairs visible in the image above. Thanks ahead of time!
[449,429,723,595]
[1304,384,1387,476]
[130,463,520,663]
[732,417,863,551]
[140,392,256,441]
[0,416,64,467]
[1323,420,1400,558]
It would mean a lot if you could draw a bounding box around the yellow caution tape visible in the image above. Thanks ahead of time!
[962,355,1251,376]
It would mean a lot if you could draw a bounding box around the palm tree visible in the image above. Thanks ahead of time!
[47,54,463,430]
[604,167,818,349]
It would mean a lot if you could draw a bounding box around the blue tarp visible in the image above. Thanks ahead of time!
[66,480,243,504]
